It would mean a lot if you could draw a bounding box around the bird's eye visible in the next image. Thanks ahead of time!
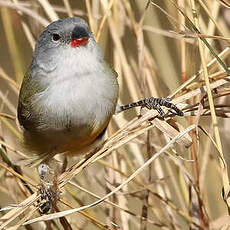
[52,33,61,42]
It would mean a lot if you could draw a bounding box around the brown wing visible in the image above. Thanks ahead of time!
[17,69,44,131]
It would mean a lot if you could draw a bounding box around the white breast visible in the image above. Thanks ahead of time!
[30,44,118,140]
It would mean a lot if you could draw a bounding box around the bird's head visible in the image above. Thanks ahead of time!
[32,17,102,73]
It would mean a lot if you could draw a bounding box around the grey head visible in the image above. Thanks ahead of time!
[31,17,102,73]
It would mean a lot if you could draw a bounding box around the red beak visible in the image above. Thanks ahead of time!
[71,37,89,47]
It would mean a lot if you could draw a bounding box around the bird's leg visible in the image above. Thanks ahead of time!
[37,163,58,214]
[61,155,68,173]
[116,97,183,118]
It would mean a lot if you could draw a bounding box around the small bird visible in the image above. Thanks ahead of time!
[17,17,119,164]
[17,17,183,166]
[17,17,184,214]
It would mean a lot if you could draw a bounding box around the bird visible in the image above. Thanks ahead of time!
[17,17,184,214]
[17,17,184,167]
[17,17,119,165]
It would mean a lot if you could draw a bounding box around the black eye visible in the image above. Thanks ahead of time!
[52,33,61,42]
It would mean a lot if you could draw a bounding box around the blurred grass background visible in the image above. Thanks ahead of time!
[0,0,230,229]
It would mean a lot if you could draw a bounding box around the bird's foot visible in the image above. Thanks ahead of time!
[116,97,183,118]
[140,97,184,118]
[37,163,59,214]
[38,184,53,214]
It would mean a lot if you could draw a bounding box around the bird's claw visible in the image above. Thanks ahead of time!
[141,97,184,118]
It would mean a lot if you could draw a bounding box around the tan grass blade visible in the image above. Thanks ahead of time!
[23,125,196,225]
